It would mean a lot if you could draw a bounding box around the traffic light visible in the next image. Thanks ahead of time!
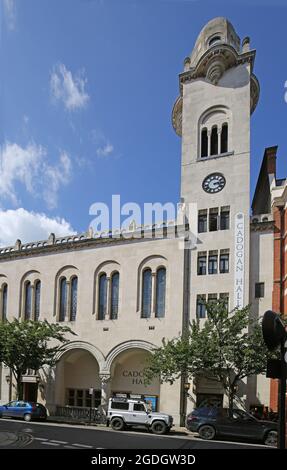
[262,310,286,351]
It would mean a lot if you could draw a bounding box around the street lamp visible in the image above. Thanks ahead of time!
[184,382,190,393]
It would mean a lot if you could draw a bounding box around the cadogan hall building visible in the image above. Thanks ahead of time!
[0,17,285,425]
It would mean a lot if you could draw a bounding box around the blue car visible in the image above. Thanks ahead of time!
[0,400,47,422]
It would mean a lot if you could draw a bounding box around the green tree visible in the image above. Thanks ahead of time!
[145,301,274,412]
[0,319,75,400]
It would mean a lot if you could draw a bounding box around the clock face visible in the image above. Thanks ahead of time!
[202,173,226,194]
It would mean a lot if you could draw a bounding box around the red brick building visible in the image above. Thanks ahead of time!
[252,146,287,411]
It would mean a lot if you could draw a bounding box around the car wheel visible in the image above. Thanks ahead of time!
[111,417,125,431]
[23,414,32,422]
[198,425,216,440]
[151,420,167,435]
[264,430,278,447]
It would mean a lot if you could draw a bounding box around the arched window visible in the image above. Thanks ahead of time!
[221,123,228,153]
[59,278,67,322]
[155,268,166,318]
[2,284,8,321]
[34,281,41,321]
[142,269,152,318]
[201,128,208,158]
[110,272,119,320]
[70,277,78,321]
[24,281,32,320]
[98,273,107,320]
[210,126,218,155]
[209,36,221,47]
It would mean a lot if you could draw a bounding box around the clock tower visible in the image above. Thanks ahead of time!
[172,17,260,317]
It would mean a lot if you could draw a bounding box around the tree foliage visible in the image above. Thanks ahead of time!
[0,319,75,399]
[145,301,276,410]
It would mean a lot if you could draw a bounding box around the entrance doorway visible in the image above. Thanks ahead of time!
[24,383,38,402]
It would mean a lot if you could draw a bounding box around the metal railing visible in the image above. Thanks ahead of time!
[54,405,107,424]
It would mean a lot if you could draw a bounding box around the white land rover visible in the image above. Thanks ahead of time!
[107,397,173,435]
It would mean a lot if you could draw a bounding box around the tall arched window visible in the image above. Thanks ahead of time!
[210,126,218,155]
[34,281,41,321]
[2,284,8,321]
[98,273,107,320]
[142,269,152,318]
[24,282,32,320]
[155,268,166,318]
[110,272,119,320]
[221,123,228,153]
[70,277,78,321]
[201,128,208,158]
[59,278,67,322]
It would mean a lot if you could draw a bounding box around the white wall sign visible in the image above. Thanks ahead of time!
[234,212,245,309]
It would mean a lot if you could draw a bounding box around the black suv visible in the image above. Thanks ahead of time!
[186,407,278,446]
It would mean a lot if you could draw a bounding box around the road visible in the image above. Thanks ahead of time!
[0,418,270,449]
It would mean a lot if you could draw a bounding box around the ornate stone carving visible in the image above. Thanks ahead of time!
[206,59,226,85]
[172,96,183,136]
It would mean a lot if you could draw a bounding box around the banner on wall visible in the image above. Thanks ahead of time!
[234,212,245,309]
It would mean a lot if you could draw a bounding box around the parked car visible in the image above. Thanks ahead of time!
[107,397,173,434]
[186,407,278,446]
[0,400,47,422]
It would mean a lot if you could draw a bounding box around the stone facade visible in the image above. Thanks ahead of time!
[0,17,283,424]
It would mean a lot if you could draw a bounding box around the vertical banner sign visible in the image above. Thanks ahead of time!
[234,212,245,309]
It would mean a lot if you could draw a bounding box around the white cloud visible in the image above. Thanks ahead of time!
[0,142,72,209]
[43,151,72,209]
[96,142,114,157]
[50,63,89,111]
[0,208,75,247]
[3,0,17,31]
[0,142,45,204]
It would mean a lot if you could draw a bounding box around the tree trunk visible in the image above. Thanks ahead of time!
[228,388,235,415]
[16,374,23,400]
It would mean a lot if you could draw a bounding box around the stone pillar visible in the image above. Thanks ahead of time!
[99,374,111,411]
[207,129,211,157]
[218,127,222,155]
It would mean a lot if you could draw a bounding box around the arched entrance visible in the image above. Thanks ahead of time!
[110,348,160,411]
[55,349,101,409]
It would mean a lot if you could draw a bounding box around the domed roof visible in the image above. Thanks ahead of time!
[189,17,241,67]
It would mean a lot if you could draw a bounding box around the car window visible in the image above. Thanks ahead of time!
[17,401,28,407]
[7,401,17,407]
[133,403,146,412]
[232,410,251,420]
[110,401,129,410]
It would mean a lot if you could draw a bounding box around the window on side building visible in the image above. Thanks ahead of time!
[255,282,265,298]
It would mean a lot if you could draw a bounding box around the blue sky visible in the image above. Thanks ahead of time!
[0,0,286,245]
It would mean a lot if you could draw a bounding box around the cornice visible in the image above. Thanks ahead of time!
[0,224,187,263]
[250,220,274,232]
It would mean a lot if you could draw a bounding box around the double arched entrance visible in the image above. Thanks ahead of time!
[52,341,161,415]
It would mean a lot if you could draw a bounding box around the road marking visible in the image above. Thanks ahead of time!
[42,442,59,446]
[34,437,48,441]
[64,445,76,449]
[72,443,93,448]
[50,440,68,444]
